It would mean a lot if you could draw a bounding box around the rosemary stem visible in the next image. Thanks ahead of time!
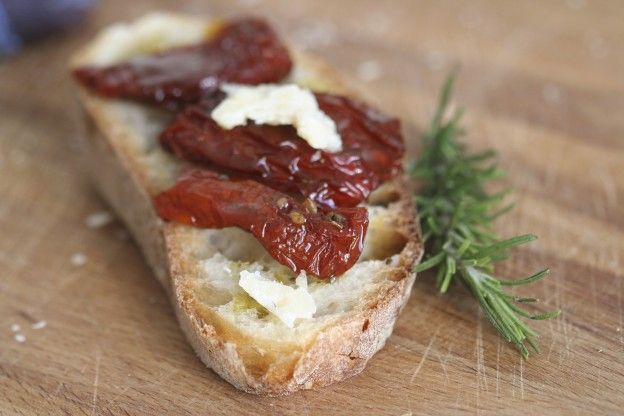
[411,72,560,358]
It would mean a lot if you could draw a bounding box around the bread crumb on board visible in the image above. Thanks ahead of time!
[70,253,88,266]
[14,333,26,343]
[32,320,47,330]
[85,211,114,228]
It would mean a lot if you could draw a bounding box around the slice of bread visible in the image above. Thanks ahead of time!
[71,13,423,396]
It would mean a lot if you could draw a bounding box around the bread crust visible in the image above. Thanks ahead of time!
[73,17,423,396]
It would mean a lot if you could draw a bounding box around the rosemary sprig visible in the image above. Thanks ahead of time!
[411,73,560,358]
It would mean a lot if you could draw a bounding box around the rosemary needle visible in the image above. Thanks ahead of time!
[411,73,560,358]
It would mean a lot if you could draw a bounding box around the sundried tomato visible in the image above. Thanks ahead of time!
[154,169,368,278]
[72,18,292,110]
[159,93,404,207]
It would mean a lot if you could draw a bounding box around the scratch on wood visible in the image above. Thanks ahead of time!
[617,246,623,347]
[597,166,618,208]
[435,351,449,386]
[53,382,64,396]
[393,343,415,354]
[546,332,556,362]
[552,257,571,362]
[185,397,198,409]
[433,348,449,385]
[302,392,311,416]
[511,363,516,398]
[590,267,599,329]
[410,329,438,384]
[495,339,500,398]
[475,314,488,391]
[476,379,480,415]
[519,357,524,400]
[455,377,462,407]
[108,384,131,405]
[620,287,623,347]
[561,315,572,357]
[554,267,562,335]
[92,350,101,416]
[406,395,414,416]
[558,321,568,366]
[544,269,558,363]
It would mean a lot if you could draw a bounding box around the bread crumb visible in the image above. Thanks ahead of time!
[14,334,26,343]
[71,253,88,267]
[32,320,47,330]
[85,211,114,228]
[356,60,383,82]
[10,323,20,332]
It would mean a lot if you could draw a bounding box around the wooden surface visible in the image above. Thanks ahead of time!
[1,0,623,414]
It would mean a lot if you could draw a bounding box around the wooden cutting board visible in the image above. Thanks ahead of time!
[1,0,622,414]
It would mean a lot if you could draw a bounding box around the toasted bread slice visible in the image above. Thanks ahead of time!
[71,13,423,396]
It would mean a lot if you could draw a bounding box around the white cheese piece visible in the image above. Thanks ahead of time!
[238,270,316,328]
[211,84,343,152]
[87,13,208,65]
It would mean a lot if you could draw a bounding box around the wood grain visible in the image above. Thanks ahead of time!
[1,0,622,414]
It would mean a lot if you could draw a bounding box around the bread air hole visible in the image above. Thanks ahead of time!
[367,182,401,207]
[360,210,408,262]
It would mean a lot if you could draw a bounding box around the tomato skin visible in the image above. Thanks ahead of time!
[72,18,293,110]
[154,169,369,279]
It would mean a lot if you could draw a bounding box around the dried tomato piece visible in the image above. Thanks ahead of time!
[72,18,292,110]
[315,93,404,182]
[159,93,404,207]
[154,169,368,278]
